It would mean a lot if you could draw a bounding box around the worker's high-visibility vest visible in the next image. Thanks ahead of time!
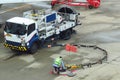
[54,57,62,67]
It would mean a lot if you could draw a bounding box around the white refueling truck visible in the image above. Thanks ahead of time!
[4,6,80,53]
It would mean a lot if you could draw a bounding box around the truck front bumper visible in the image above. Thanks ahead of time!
[4,43,27,51]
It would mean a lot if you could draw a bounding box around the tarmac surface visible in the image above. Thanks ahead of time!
[0,0,120,80]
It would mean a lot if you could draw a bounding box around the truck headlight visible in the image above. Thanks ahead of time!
[27,42,29,46]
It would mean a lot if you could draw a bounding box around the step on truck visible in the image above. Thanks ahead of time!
[4,6,80,53]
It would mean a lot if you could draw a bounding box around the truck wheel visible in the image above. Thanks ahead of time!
[61,29,71,40]
[30,43,38,54]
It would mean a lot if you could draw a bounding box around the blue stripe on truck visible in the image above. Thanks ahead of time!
[28,34,39,48]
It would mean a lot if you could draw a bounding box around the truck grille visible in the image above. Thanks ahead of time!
[6,40,21,46]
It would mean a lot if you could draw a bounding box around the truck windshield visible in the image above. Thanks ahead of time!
[4,22,26,35]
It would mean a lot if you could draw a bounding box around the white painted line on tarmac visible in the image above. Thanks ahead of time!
[0,4,31,15]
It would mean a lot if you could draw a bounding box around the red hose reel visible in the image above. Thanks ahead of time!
[51,0,101,9]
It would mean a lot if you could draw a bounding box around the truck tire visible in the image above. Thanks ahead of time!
[60,29,71,40]
[29,43,38,54]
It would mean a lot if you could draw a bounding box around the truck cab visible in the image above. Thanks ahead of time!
[4,17,38,52]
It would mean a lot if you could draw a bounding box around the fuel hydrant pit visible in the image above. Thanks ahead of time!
[59,44,108,69]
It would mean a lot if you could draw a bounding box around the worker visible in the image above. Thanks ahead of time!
[53,56,65,74]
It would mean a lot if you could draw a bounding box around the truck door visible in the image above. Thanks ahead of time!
[27,23,36,36]
[27,23,38,47]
